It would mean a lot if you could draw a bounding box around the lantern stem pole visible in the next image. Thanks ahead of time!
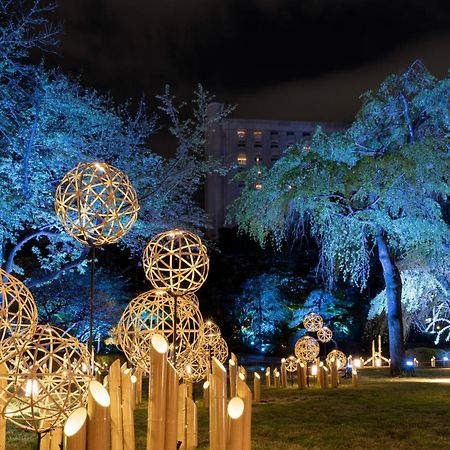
[89,246,95,354]
[36,432,41,450]
[173,295,178,365]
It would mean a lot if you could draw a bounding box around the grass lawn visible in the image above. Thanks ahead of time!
[8,368,450,449]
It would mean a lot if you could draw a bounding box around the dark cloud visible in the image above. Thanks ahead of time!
[48,0,449,121]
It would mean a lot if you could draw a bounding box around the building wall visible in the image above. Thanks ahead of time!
[205,103,347,239]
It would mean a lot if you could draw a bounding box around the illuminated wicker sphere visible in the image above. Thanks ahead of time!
[294,336,320,362]
[142,229,209,295]
[0,268,38,346]
[1,325,93,433]
[208,336,229,365]
[317,326,333,343]
[285,356,299,373]
[200,320,222,347]
[177,347,210,382]
[55,161,139,246]
[326,350,347,370]
[303,313,324,332]
[116,290,204,373]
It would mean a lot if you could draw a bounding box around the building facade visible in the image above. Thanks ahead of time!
[205,102,347,239]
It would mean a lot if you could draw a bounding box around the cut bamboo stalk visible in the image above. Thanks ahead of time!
[186,381,193,400]
[203,380,210,409]
[147,334,169,450]
[297,362,305,390]
[164,362,179,450]
[253,373,260,403]
[352,367,358,388]
[236,374,252,450]
[321,366,329,389]
[177,384,187,450]
[50,427,63,450]
[226,397,244,450]
[186,397,197,449]
[264,367,271,387]
[280,359,287,388]
[130,374,137,411]
[41,432,51,450]
[135,368,143,404]
[87,380,111,450]
[210,357,227,450]
[64,407,87,450]
[229,359,237,398]
[103,375,109,389]
[238,366,247,381]
[231,353,238,364]
[109,359,124,450]
[121,368,135,450]
[274,371,280,389]
[0,362,7,450]
[331,359,338,389]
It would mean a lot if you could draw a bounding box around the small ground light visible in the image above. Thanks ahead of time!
[353,358,361,368]
[311,364,318,376]
[406,360,414,367]
[443,356,449,361]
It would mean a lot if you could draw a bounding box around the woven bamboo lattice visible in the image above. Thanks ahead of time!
[294,336,320,362]
[0,269,38,346]
[326,350,347,370]
[285,356,299,373]
[177,347,210,382]
[142,229,209,295]
[317,326,333,343]
[55,162,139,246]
[116,290,204,373]
[0,325,93,433]
[303,313,324,332]
[200,320,222,347]
[208,336,228,365]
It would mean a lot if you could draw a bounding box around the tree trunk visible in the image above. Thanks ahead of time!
[376,229,405,376]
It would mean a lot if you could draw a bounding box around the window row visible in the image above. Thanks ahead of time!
[236,153,279,166]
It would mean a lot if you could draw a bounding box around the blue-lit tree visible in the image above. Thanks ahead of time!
[231,62,449,375]
[0,1,232,286]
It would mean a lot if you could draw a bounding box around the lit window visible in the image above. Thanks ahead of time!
[237,129,246,139]
[255,182,263,190]
[253,130,263,141]
[255,155,263,164]
[237,153,247,166]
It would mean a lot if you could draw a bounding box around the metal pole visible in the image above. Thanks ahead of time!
[173,295,178,365]
[89,246,95,354]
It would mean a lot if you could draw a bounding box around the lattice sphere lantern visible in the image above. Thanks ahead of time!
[115,290,204,373]
[200,320,222,347]
[317,326,333,343]
[177,347,210,382]
[285,356,299,373]
[326,349,347,370]
[1,325,93,433]
[209,336,229,365]
[142,229,209,295]
[294,336,320,363]
[303,313,324,332]
[0,268,38,348]
[55,162,139,246]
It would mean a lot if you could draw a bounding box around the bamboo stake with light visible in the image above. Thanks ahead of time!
[87,380,111,450]
[274,371,280,389]
[186,397,197,449]
[165,362,179,450]
[178,384,188,450]
[121,368,135,450]
[64,407,87,450]
[265,367,271,387]
[0,362,7,450]
[130,374,137,411]
[147,334,169,450]
[253,373,260,403]
[109,359,124,450]
[280,359,287,388]
[237,373,252,450]
[210,357,227,450]
[203,380,210,409]
[331,358,338,389]
[352,367,358,388]
[226,397,244,450]
[135,368,143,404]
[297,362,305,390]
[50,427,63,450]
[229,359,237,398]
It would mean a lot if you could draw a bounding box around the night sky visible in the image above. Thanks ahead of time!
[48,0,449,123]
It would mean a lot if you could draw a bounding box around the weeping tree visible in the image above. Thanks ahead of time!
[230,61,449,375]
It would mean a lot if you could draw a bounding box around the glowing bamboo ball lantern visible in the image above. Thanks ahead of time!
[326,350,347,370]
[201,320,222,347]
[294,336,320,363]
[285,356,298,373]
[116,289,204,373]
[177,347,210,383]
[142,229,209,295]
[0,268,38,348]
[54,161,139,246]
[209,336,229,365]
[303,313,323,332]
[1,325,93,434]
[317,326,333,343]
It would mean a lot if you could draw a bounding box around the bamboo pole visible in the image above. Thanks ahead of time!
[372,340,376,366]
[50,427,63,450]
[109,359,124,450]
[147,334,169,450]
[41,432,51,450]
[130,374,137,411]
[64,407,87,450]
[178,384,188,450]
[231,353,238,364]
[0,363,7,450]
[87,380,111,450]
[322,366,329,389]
[331,359,338,389]
[165,362,179,450]
[297,362,305,390]
[121,368,135,450]
[210,357,227,450]
[265,367,271,387]
[236,374,251,450]
[253,373,260,403]
[274,371,280,389]
[186,397,197,449]
[229,359,237,398]
[203,380,210,409]
[226,397,244,450]
[238,366,247,381]
[280,359,287,388]
[352,367,358,388]
[135,368,143,404]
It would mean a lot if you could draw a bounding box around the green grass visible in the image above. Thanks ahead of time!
[8,368,450,449]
